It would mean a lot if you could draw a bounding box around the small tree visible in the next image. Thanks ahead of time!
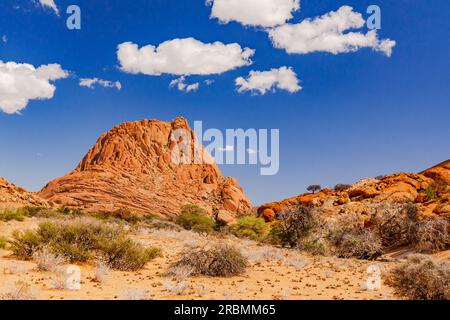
[307,185,321,194]
[269,206,316,248]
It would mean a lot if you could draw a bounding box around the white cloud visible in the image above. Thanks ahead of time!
[204,79,215,85]
[218,145,234,152]
[117,37,254,76]
[0,60,68,114]
[2,35,7,43]
[38,0,59,15]
[208,0,300,27]
[268,6,396,56]
[79,78,122,90]
[235,66,301,95]
[169,76,200,93]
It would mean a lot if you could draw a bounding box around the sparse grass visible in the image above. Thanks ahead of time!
[175,204,215,234]
[93,261,110,283]
[162,279,189,296]
[387,254,450,300]
[232,216,269,241]
[0,208,26,221]
[123,288,149,300]
[33,247,67,272]
[172,244,248,277]
[9,218,161,270]
[0,281,39,300]
[0,207,60,222]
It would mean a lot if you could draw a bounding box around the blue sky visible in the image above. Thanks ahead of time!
[0,0,449,205]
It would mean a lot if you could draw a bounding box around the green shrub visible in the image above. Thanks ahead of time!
[8,218,161,270]
[9,230,42,259]
[101,238,162,271]
[176,205,215,234]
[426,186,437,201]
[181,204,207,215]
[232,216,269,241]
[172,244,247,277]
[387,254,450,300]
[0,208,26,222]
[0,236,8,249]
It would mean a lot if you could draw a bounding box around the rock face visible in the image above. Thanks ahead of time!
[0,177,47,208]
[258,161,450,222]
[38,118,252,220]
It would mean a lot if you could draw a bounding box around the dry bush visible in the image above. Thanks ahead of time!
[411,219,449,253]
[50,267,69,289]
[336,230,383,260]
[162,279,189,296]
[372,203,418,248]
[328,210,383,259]
[1,281,39,300]
[387,254,450,300]
[166,265,194,280]
[269,206,318,248]
[172,244,248,277]
[33,247,67,272]
[93,261,110,283]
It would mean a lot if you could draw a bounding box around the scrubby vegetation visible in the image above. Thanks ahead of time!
[232,216,269,241]
[328,212,383,260]
[387,254,450,300]
[172,244,248,277]
[175,204,216,234]
[0,206,156,225]
[8,218,161,271]
[269,207,318,248]
[101,237,162,271]
[334,184,352,192]
[0,236,8,249]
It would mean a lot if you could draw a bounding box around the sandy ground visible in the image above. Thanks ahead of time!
[0,217,445,300]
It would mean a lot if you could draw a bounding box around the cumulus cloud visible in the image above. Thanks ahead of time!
[38,0,59,15]
[208,0,300,27]
[269,6,396,56]
[235,66,301,95]
[0,61,68,114]
[169,76,200,93]
[117,37,254,76]
[79,78,122,90]
[2,35,7,43]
